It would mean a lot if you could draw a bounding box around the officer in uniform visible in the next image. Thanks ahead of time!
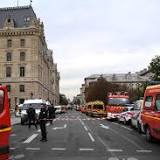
[39,106,48,142]
[47,104,56,124]
[27,105,37,129]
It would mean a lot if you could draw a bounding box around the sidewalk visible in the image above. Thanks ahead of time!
[11,114,21,125]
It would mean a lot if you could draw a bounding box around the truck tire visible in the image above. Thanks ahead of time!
[146,126,153,142]
[137,122,142,133]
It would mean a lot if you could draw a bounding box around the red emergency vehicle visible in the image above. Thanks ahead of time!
[0,85,11,160]
[141,84,160,141]
[106,92,131,120]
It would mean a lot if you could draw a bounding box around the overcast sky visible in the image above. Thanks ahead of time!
[1,0,160,99]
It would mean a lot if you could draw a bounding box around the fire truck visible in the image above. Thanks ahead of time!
[0,85,11,160]
[106,92,131,120]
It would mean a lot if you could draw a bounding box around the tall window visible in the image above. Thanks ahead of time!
[20,52,26,61]
[6,66,11,77]
[20,39,25,47]
[7,39,12,48]
[6,52,12,61]
[20,67,25,77]
[6,85,11,92]
[19,98,24,104]
[19,85,25,92]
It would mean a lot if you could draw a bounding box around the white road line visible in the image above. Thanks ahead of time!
[108,149,123,152]
[84,126,88,131]
[88,132,95,142]
[51,148,66,151]
[23,134,38,143]
[136,149,152,153]
[26,147,40,151]
[79,148,94,151]
[112,122,119,125]
[10,147,16,150]
[100,124,109,129]
[46,123,50,126]
[10,133,16,137]
[120,125,133,131]
[14,154,25,159]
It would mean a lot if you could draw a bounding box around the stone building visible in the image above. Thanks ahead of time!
[79,71,152,103]
[0,6,60,109]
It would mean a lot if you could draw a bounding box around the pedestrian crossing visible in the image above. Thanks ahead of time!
[55,117,106,121]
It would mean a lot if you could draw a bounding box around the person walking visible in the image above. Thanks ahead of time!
[39,106,48,142]
[27,105,37,129]
[48,104,56,124]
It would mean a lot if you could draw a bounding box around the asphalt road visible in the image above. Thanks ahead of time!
[9,110,160,160]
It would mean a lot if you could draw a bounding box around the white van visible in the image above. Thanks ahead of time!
[21,99,47,125]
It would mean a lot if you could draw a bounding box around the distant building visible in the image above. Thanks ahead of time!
[81,70,152,102]
[0,6,60,109]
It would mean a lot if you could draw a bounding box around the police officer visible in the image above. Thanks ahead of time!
[47,104,56,124]
[27,105,37,129]
[39,106,48,142]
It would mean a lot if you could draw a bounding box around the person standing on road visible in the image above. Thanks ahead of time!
[27,105,37,129]
[48,104,56,124]
[39,106,48,142]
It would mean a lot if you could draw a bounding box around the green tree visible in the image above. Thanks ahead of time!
[59,94,68,105]
[149,55,160,81]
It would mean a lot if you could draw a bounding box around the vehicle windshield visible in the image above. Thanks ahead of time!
[108,98,130,106]
[0,90,4,114]
[22,103,44,110]
[93,105,104,110]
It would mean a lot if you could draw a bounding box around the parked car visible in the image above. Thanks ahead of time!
[131,100,143,133]
[55,105,62,114]
[117,104,134,125]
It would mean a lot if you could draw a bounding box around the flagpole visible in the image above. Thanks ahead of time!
[17,0,19,6]
[30,0,33,6]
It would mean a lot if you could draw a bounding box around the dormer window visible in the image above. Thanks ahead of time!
[7,19,11,23]
[24,17,31,22]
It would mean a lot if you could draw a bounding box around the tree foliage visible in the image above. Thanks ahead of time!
[59,94,68,105]
[149,55,160,81]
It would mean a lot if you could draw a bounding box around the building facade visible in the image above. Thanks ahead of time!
[0,6,60,109]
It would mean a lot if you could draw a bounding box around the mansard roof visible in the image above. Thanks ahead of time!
[0,5,37,28]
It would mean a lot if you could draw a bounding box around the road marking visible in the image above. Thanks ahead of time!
[52,124,67,130]
[12,154,25,159]
[46,123,50,126]
[84,126,88,131]
[88,132,95,142]
[79,148,94,151]
[136,149,152,153]
[108,149,123,152]
[100,124,109,129]
[23,134,38,143]
[120,125,133,131]
[10,133,16,137]
[51,148,66,151]
[10,147,16,150]
[112,122,119,125]
[26,147,40,151]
